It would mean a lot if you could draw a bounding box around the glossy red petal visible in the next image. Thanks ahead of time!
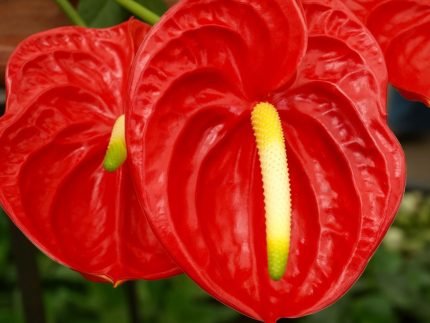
[128,0,307,104]
[0,20,180,283]
[128,0,405,321]
[343,0,430,105]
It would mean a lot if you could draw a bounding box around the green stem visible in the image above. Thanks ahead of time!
[54,0,87,27]
[115,0,160,25]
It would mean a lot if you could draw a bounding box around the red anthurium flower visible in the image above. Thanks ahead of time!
[0,20,180,283]
[127,0,405,321]
[343,0,430,106]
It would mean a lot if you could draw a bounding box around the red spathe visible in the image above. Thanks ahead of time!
[127,0,406,321]
[343,0,430,106]
[0,20,180,283]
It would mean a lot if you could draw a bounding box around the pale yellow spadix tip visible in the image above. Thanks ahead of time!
[251,102,291,281]
[103,114,127,172]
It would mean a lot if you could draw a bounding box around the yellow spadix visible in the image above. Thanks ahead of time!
[103,114,127,172]
[251,102,292,281]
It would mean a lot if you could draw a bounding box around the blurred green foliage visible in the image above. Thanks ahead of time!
[77,0,167,27]
[1,192,430,323]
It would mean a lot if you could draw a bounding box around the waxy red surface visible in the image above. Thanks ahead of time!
[343,0,430,105]
[128,0,406,321]
[0,20,180,283]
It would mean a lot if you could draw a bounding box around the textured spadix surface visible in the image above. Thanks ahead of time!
[343,0,430,105]
[0,20,180,282]
[128,0,405,321]
[251,102,291,282]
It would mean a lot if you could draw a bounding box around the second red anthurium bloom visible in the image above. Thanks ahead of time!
[127,0,406,321]
[343,0,430,106]
[0,20,180,283]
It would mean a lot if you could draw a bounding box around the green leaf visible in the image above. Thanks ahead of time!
[77,0,128,27]
[77,0,167,27]
[135,0,167,16]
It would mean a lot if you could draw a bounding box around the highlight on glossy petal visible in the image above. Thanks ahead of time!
[251,102,292,281]
[103,114,127,172]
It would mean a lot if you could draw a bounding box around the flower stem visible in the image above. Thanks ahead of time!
[114,0,160,25]
[54,0,87,27]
